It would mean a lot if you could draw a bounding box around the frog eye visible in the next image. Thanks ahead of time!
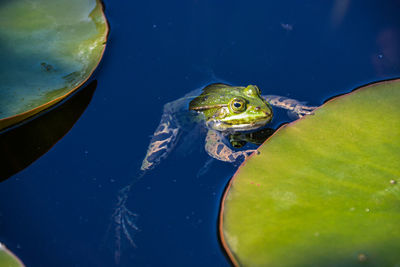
[230,98,246,113]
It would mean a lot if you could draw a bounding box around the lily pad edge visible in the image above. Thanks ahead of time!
[0,242,25,267]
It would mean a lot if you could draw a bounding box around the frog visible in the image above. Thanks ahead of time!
[110,83,316,262]
[140,83,274,170]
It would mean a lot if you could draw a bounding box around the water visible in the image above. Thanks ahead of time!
[1,0,400,266]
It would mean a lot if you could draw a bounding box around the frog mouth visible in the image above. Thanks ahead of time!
[208,112,272,132]
[228,118,272,131]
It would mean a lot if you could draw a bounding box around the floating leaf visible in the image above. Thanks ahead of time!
[0,0,108,130]
[220,79,400,266]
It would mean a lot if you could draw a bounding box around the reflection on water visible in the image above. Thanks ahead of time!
[331,0,350,28]
[0,80,97,181]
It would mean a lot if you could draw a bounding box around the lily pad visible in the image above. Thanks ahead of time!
[0,243,24,267]
[0,0,108,130]
[0,81,97,181]
[220,79,400,266]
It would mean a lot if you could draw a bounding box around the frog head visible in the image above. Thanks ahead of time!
[189,83,273,132]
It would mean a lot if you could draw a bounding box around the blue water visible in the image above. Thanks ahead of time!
[1,0,400,266]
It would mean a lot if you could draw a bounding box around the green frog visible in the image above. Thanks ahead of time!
[111,83,315,261]
[140,83,314,170]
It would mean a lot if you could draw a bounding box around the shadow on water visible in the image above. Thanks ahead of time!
[0,80,97,181]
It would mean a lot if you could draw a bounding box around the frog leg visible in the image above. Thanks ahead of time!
[140,113,181,171]
[140,89,204,172]
[107,184,139,264]
[263,95,317,118]
[112,112,181,262]
[205,130,256,162]
[111,95,199,261]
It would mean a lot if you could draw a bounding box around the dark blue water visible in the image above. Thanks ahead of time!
[1,0,400,266]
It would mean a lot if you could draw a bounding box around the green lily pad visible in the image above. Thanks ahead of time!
[0,0,108,130]
[0,81,97,181]
[220,79,400,266]
[0,243,24,267]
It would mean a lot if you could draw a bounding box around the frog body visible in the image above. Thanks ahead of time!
[111,83,316,260]
[141,83,274,170]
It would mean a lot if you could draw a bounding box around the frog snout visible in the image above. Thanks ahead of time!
[264,110,272,116]
[255,106,271,116]
[261,109,272,117]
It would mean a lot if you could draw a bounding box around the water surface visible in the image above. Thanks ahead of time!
[1,0,400,266]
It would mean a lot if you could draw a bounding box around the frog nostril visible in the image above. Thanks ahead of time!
[255,106,261,110]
